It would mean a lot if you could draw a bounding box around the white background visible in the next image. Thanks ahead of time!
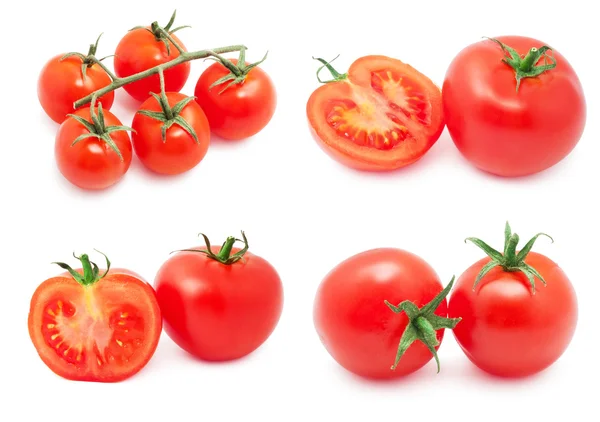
[1,0,598,420]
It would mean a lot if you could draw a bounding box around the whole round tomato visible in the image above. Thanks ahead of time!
[194,57,276,140]
[38,53,114,124]
[306,55,444,171]
[114,17,190,102]
[154,232,284,361]
[131,92,210,175]
[448,223,578,377]
[313,248,460,379]
[55,106,133,190]
[28,251,162,382]
[443,36,586,177]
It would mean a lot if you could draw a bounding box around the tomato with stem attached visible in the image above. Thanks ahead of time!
[306,55,444,171]
[442,36,586,177]
[28,251,162,382]
[194,49,276,140]
[313,248,460,379]
[448,222,578,377]
[154,231,284,361]
[38,35,114,124]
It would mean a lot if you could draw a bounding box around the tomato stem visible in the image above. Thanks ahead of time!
[175,231,250,265]
[205,47,270,94]
[52,250,111,286]
[312,55,348,84]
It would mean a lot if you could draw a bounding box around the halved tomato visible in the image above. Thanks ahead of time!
[307,55,444,171]
[28,252,162,382]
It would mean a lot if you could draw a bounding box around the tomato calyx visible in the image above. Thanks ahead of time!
[206,47,269,94]
[130,9,190,56]
[67,96,134,161]
[384,277,461,373]
[52,249,111,287]
[60,33,115,82]
[177,231,250,265]
[486,37,557,92]
[312,55,348,83]
[465,221,554,293]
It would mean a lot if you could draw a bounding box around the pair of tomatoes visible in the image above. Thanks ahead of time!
[28,232,284,382]
[307,35,586,177]
[313,222,577,379]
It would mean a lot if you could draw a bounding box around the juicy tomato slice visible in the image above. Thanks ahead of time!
[28,270,161,382]
[307,55,444,171]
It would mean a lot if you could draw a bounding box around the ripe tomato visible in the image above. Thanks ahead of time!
[131,92,210,175]
[28,251,162,382]
[154,232,284,361]
[313,248,460,379]
[55,105,133,190]
[448,223,578,377]
[306,55,444,171]
[114,13,190,102]
[443,36,586,177]
[194,56,276,140]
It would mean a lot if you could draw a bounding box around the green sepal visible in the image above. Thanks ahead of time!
[175,231,250,265]
[312,55,349,84]
[52,250,111,287]
[207,48,269,94]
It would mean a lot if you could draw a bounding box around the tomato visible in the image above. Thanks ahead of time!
[38,38,114,124]
[448,223,578,377]
[313,248,460,379]
[28,251,162,382]
[131,92,210,175]
[55,105,133,190]
[194,55,276,140]
[154,232,284,361]
[114,12,190,102]
[306,55,444,171]
[442,36,586,177]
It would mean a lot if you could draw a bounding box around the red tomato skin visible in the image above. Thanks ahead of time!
[448,251,578,377]
[443,35,586,177]
[55,108,132,190]
[131,92,211,175]
[194,59,277,140]
[154,246,284,361]
[313,248,448,379]
[38,54,115,124]
[114,28,190,102]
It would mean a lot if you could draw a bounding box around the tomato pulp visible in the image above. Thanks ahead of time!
[307,55,444,171]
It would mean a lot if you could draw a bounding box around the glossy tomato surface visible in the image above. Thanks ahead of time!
[443,36,586,177]
[28,268,162,382]
[131,92,210,175]
[313,248,448,379]
[307,55,444,171]
[38,54,114,124]
[154,246,284,361]
[194,59,277,140]
[55,108,132,190]
[448,251,578,377]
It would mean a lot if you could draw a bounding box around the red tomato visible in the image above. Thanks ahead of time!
[55,106,133,190]
[131,92,210,175]
[28,252,162,382]
[443,36,586,177]
[38,53,114,124]
[154,232,284,361]
[194,58,276,140]
[114,20,190,102]
[313,248,460,379]
[448,223,578,377]
[306,55,444,171]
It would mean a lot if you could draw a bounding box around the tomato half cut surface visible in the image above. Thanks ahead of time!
[307,55,444,171]
[28,255,162,383]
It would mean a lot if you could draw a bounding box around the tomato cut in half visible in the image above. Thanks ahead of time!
[307,55,444,171]
[28,252,162,382]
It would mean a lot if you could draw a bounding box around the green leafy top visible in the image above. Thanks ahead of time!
[60,34,114,82]
[52,250,111,287]
[131,9,190,55]
[206,47,269,94]
[176,231,250,265]
[312,55,349,84]
[465,221,554,293]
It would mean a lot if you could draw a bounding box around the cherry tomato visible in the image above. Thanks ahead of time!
[448,223,578,377]
[131,92,210,175]
[313,248,460,379]
[306,55,444,171]
[154,232,284,361]
[443,36,586,177]
[28,252,162,382]
[55,106,133,190]
[194,57,276,140]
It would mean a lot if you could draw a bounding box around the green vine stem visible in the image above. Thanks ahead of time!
[175,231,250,265]
[52,250,111,287]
